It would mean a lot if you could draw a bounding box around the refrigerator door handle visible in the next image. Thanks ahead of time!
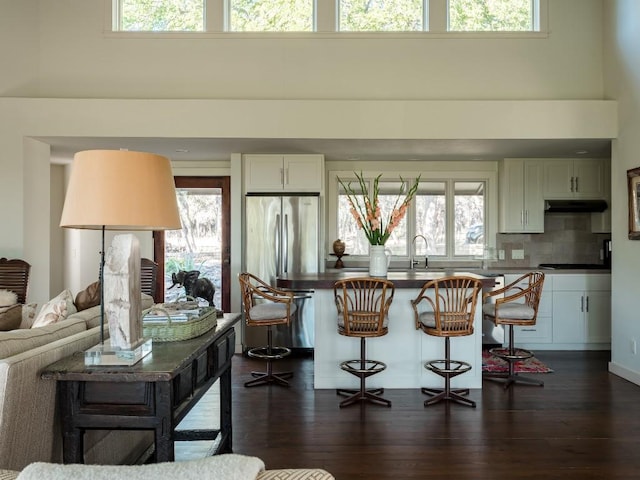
[283,214,289,273]
[275,213,281,277]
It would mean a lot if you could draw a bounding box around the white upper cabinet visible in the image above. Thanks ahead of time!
[498,159,544,233]
[244,154,324,193]
[542,159,606,199]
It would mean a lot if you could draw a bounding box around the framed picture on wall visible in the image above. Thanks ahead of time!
[628,167,640,239]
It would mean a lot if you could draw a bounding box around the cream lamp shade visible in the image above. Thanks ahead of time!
[60,150,182,230]
[59,150,181,357]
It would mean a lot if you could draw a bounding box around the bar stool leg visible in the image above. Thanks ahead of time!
[484,325,544,389]
[245,326,293,388]
[337,337,390,408]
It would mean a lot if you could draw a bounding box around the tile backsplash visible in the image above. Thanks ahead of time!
[493,213,610,268]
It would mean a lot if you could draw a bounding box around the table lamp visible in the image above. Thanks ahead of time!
[60,150,181,365]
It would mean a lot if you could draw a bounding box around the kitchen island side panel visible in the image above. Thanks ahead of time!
[313,288,483,390]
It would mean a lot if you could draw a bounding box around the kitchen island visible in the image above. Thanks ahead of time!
[277,271,497,391]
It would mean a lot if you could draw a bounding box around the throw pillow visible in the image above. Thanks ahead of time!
[0,289,18,308]
[0,304,22,331]
[75,281,100,311]
[20,303,37,329]
[31,290,77,328]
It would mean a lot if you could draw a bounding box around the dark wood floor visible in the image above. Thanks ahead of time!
[181,350,640,479]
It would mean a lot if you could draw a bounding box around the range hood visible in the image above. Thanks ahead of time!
[544,199,608,213]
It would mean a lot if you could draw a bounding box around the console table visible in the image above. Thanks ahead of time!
[42,313,241,464]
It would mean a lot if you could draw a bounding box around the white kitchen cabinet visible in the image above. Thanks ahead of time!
[244,154,324,192]
[502,273,552,345]
[551,274,611,347]
[542,158,605,199]
[498,159,544,233]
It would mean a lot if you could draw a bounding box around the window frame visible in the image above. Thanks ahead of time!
[328,164,498,266]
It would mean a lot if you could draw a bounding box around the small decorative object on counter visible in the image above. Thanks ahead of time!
[331,239,348,268]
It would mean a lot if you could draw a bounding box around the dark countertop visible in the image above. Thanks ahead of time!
[277,271,498,290]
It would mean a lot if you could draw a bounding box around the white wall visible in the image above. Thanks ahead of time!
[0,0,622,335]
[1,0,604,100]
[0,0,39,96]
[603,0,640,384]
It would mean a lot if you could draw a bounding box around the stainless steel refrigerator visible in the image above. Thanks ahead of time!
[243,193,319,352]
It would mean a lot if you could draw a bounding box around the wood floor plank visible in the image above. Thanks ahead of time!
[176,350,640,479]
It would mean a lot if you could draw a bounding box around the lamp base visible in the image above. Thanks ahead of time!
[84,338,152,366]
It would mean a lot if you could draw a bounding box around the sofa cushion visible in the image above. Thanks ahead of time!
[19,304,37,329]
[0,318,86,360]
[0,305,22,332]
[258,470,335,480]
[16,454,265,480]
[0,470,18,480]
[76,294,154,330]
[32,290,77,328]
[74,282,100,312]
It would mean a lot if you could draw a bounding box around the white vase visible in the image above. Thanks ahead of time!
[369,245,391,277]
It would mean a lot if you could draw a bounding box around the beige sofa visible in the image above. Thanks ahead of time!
[0,300,154,471]
[0,454,335,480]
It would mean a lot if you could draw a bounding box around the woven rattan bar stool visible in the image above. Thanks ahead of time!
[411,276,483,408]
[334,277,395,408]
[239,272,297,388]
[482,271,545,389]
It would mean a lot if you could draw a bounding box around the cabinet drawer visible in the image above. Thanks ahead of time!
[515,319,552,343]
[552,274,610,291]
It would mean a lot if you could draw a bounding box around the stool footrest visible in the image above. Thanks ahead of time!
[340,359,387,376]
[247,345,291,360]
[425,359,472,376]
[489,347,534,362]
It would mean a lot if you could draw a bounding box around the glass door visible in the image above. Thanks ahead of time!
[153,176,230,311]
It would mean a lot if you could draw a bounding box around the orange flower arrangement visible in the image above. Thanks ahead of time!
[338,172,420,246]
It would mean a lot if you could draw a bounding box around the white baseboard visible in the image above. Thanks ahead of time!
[608,361,640,386]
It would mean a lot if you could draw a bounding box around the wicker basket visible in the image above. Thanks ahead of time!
[142,305,218,342]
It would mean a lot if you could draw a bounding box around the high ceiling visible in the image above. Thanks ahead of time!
[41,136,612,163]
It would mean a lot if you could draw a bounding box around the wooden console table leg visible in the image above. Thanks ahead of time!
[219,365,233,453]
[60,382,85,464]
[154,381,174,462]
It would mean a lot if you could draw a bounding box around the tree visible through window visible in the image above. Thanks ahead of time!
[338,176,486,260]
[339,0,423,32]
[118,0,204,31]
[229,0,314,32]
[448,0,534,32]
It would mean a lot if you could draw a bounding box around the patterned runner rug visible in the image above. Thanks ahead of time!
[481,350,553,373]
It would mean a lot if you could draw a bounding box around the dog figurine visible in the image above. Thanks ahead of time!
[169,270,215,307]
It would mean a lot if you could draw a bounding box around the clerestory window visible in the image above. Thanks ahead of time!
[448,0,537,32]
[115,0,205,32]
[112,0,545,33]
[338,0,424,32]
[229,0,314,32]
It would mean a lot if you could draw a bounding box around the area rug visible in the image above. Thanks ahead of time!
[481,350,553,373]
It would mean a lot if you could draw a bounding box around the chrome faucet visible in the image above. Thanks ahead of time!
[410,234,429,269]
